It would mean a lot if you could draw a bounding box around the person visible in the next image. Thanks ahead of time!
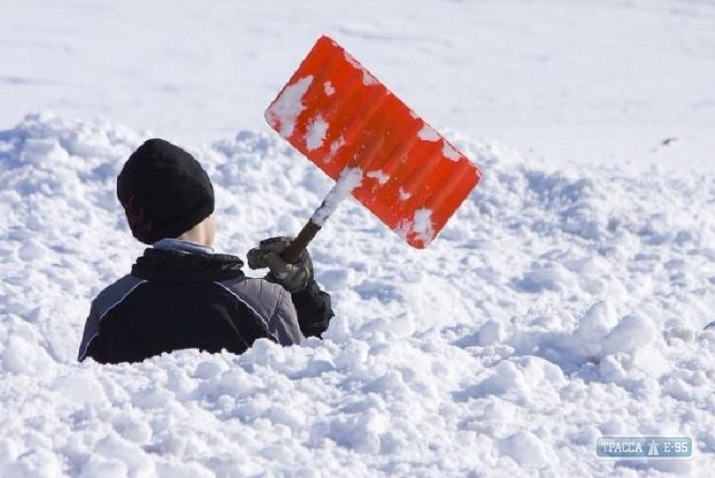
[78,138,333,364]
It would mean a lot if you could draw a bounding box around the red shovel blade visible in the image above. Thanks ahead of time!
[266,36,483,248]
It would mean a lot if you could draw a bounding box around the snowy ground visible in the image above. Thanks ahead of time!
[1,0,714,171]
[1,0,715,477]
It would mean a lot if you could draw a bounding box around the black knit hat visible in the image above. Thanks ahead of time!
[117,138,215,244]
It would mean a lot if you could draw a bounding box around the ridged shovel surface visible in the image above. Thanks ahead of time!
[266,35,483,248]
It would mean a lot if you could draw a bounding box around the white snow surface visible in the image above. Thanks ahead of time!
[418,125,441,143]
[304,115,329,152]
[265,76,314,139]
[311,168,363,227]
[2,0,714,171]
[1,1,715,477]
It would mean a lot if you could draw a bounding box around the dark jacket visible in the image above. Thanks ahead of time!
[78,248,333,364]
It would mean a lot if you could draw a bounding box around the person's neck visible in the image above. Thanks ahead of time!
[178,226,212,246]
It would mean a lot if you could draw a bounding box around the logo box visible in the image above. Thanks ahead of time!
[596,437,693,460]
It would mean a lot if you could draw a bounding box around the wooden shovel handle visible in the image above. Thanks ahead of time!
[281,220,322,263]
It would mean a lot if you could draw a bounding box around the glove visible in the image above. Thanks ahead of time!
[247,237,314,293]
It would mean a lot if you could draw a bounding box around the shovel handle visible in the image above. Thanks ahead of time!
[281,176,354,263]
[281,220,322,263]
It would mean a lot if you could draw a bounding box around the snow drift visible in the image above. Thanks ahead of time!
[0,113,714,476]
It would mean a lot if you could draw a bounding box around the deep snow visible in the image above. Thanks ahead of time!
[1,0,715,476]
[1,112,713,476]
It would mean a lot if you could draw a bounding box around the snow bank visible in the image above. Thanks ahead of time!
[0,113,714,476]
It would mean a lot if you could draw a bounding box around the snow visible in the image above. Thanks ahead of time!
[398,187,412,201]
[323,82,335,97]
[442,142,460,162]
[417,124,460,163]
[265,76,314,138]
[326,136,346,163]
[304,115,329,152]
[1,0,715,476]
[344,52,379,87]
[310,167,363,226]
[365,170,390,185]
[417,124,441,142]
[395,208,436,248]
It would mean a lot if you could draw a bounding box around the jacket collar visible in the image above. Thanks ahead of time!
[132,247,245,282]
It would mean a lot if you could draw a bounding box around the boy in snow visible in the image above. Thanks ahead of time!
[78,138,333,364]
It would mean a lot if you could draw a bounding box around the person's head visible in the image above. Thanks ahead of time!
[116,138,216,245]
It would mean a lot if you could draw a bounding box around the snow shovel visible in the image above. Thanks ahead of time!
[265,36,483,262]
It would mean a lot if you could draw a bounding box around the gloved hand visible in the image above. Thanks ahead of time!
[247,236,314,293]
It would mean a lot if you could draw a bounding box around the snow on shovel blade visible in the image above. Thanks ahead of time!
[265,35,483,248]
